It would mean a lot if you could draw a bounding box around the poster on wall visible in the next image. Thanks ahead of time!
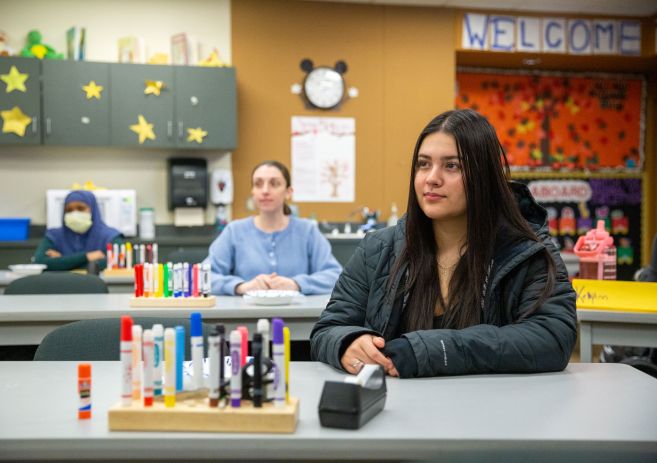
[291,116,355,202]
[456,70,645,172]
[518,177,642,281]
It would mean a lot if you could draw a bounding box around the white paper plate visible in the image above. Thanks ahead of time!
[9,264,47,276]
[243,290,301,306]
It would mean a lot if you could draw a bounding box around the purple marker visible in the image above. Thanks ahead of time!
[272,318,285,408]
[229,330,242,407]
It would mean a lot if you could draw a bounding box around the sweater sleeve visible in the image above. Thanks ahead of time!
[310,235,381,370]
[208,225,245,295]
[291,225,342,295]
[398,251,577,377]
[33,237,88,271]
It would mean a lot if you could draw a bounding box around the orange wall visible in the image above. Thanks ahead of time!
[231,0,456,221]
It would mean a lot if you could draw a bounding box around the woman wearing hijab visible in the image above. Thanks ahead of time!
[34,190,123,271]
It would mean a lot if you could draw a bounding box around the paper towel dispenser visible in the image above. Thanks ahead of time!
[168,158,208,210]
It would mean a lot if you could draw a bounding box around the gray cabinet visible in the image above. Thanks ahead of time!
[175,67,236,150]
[42,60,110,146]
[0,57,41,145]
[110,64,175,148]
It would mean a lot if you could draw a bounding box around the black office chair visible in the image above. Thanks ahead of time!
[165,248,209,264]
[4,272,108,295]
[34,317,214,360]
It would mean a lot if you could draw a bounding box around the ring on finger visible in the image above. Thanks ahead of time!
[350,359,363,368]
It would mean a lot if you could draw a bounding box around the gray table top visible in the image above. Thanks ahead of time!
[0,362,655,461]
[577,309,657,323]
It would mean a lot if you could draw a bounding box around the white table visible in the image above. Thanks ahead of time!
[0,362,655,461]
[0,270,134,294]
[578,309,657,362]
[0,293,329,346]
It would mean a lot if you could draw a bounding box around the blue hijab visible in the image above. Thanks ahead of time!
[45,190,122,255]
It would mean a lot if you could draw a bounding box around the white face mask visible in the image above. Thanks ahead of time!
[64,211,93,234]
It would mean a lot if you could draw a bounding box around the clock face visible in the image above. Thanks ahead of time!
[303,67,345,109]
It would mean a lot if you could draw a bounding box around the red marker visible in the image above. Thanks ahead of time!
[237,325,249,367]
[78,363,91,419]
[106,243,113,270]
[192,264,200,297]
[120,316,133,406]
[134,264,144,297]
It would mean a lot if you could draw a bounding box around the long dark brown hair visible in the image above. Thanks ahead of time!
[390,109,555,331]
[251,160,292,215]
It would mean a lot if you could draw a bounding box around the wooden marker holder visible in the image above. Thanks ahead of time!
[129,296,216,308]
[108,397,299,433]
[103,268,135,278]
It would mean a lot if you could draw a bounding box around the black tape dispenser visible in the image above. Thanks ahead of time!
[318,364,387,429]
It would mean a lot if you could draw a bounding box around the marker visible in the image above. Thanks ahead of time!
[134,264,143,297]
[183,262,190,297]
[78,363,91,419]
[173,263,182,297]
[158,263,164,297]
[237,326,248,367]
[143,329,154,407]
[162,263,170,298]
[283,326,291,403]
[132,325,142,400]
[208,326,220,407]
[139,243,146,265]
[167,262,174,297]
[201,262,211,297]
[133,244,139,265]
[152,263,160,298]
[252,333,263,408]
[175,326,185,392]
[152,324,164,395]
[113,243,119,268]
[217,324,227,403]
[229,330,242,408]
[257,319,270,359]
[126,242,133,269]
[152,243,158,264]
[106,243,113,270]
[119,243,126,268]
[143,263,152,298]
[272,318,285,408]
[190,312,203,390]
[120,316,133,406]
[192,264,200,297]
[146,244,152,264]
[164,328,176,407]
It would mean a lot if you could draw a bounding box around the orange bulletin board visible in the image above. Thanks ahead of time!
[455,70,644,171]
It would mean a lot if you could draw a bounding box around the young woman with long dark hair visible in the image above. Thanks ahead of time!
[310,109,577,377]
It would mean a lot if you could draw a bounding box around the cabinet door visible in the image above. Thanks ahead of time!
[42,60,110,146]
[0,57,41,145]
[175,66,236,150]
[110,64,174,148]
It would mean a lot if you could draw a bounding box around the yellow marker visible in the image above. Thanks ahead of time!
[283,326,290,403]
[573,279,657,314]
[125,242,133,269]
[164,328,176,407]
[156,263,164,297]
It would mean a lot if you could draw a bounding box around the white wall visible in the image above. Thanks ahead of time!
[0,0,233,225]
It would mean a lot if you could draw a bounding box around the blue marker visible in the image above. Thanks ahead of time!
[152,324,164,395]
[230,329,242,408]
[190,313,204,390]
[183,262,191,297]
[175,326,185,392]
[173,263,183,297]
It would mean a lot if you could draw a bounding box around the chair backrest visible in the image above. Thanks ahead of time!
[34,317,215,360]
[164,248,208,265]
[5,272,108,295]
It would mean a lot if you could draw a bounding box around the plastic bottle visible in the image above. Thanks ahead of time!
[139,207,155,240]
[387,203,399,227]
[573,220,616,280]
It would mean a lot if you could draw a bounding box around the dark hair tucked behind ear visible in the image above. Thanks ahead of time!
[251,160,292,215]
[389,109,556,331]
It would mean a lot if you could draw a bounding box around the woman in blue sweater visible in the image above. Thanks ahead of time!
[208,160,342,295]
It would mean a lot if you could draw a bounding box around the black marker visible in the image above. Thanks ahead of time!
[252,333,263,408]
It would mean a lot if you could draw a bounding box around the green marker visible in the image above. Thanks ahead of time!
[163,262,171,297]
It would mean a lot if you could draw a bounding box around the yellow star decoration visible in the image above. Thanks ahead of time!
[187,127,208,144]
[1,66,29,93]
[1,106,32,137]
[198,50,226,67]
[82,81,103,100]
[144,80,165,96]
[129,115,156,144]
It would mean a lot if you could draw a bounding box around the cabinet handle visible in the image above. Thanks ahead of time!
[178,121,184,140]
[167,120,173,138]
[46,118,52,136]
[32,117,38,134]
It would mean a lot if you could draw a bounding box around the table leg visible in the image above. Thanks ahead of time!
[580,322,593,362]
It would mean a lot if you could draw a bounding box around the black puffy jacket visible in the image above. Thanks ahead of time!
[310,183,577,377]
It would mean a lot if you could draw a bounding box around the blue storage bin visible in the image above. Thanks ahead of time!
[0,218,30,241]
